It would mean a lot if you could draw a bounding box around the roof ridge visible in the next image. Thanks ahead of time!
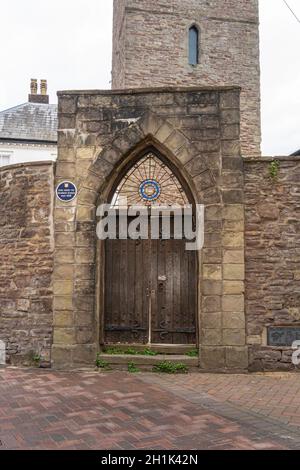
[0,102,57,114]
[0,103,28,114]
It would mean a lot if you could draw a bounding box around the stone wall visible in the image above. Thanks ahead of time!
[245,157,300,371]
[0,162,54,365]
[1,121,298,373]
[112,0,261,158]
[54,86,247,370]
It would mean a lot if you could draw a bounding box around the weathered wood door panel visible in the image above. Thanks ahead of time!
[150,239,197,344]
[104,229,197,345]
[105,238,149,344]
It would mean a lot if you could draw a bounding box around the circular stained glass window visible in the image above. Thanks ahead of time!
[139,179,161,202]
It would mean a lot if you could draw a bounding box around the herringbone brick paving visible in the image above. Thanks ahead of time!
[0,368,300,450]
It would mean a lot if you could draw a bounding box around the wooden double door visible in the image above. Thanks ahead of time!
[104,228,197,346]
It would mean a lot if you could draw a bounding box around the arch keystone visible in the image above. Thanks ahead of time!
[139,111,165,136]
[112,123,144,154]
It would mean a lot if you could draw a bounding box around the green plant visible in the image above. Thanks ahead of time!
[33,354,41,366]
[104,347,120,355]
[27,351,41,367]
[269,160,280,180]
[104,347,135,355]
[104,347,158,356]
[153,361,188,374]
[95,353,110,370]
[128,362,140,373]
[186,349,198,358]
[141,348,157,356]
[124,347,138,355]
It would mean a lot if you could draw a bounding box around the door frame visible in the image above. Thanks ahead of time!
[96,144,200,351]
[102,221,198,347]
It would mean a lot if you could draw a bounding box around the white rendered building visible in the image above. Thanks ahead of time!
[0,80,57,167]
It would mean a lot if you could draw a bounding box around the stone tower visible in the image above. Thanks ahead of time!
[112,0,261,157]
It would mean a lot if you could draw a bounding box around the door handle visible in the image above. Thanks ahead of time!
[146,288,156,297]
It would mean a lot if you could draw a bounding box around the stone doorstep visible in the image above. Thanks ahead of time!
[103,344,197,355]
[99,354,199,369]
[198,367,249,374]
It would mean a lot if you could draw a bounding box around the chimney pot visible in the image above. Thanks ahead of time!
[28,78,49,104]
[30,79,38,95]
[40,79,47,95]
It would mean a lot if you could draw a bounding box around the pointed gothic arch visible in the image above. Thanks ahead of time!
[100,143,199,348]
[77,111,209,210]
[107,144,196,209]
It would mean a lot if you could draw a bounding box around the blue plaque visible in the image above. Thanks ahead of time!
[56,181,77,202]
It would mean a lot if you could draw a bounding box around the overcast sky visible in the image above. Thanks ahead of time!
[0,0,299,155]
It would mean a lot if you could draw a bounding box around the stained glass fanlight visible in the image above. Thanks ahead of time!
[112,152,189,207]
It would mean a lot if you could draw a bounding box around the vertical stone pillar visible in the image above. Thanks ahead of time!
[199,90,247,371]
[52,95,99,367]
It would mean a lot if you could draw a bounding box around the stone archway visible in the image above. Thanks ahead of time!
[53,88,247,371]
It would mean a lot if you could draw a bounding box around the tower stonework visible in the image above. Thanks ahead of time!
[112,0,261,157]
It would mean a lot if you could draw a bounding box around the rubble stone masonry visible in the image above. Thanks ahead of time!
[112,0,261,158]
[245,157,300,371]
[0,162,54,365]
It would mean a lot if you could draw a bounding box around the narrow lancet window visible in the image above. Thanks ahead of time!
[189,26,199,66]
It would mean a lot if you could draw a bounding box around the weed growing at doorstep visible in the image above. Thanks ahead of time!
[128,362,140,373]
[104,347,157,356]
[95,353,110,370]
[186,349,198,357]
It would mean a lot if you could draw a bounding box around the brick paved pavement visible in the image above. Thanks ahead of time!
[1,368,300,450]
[141,372,300,427]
